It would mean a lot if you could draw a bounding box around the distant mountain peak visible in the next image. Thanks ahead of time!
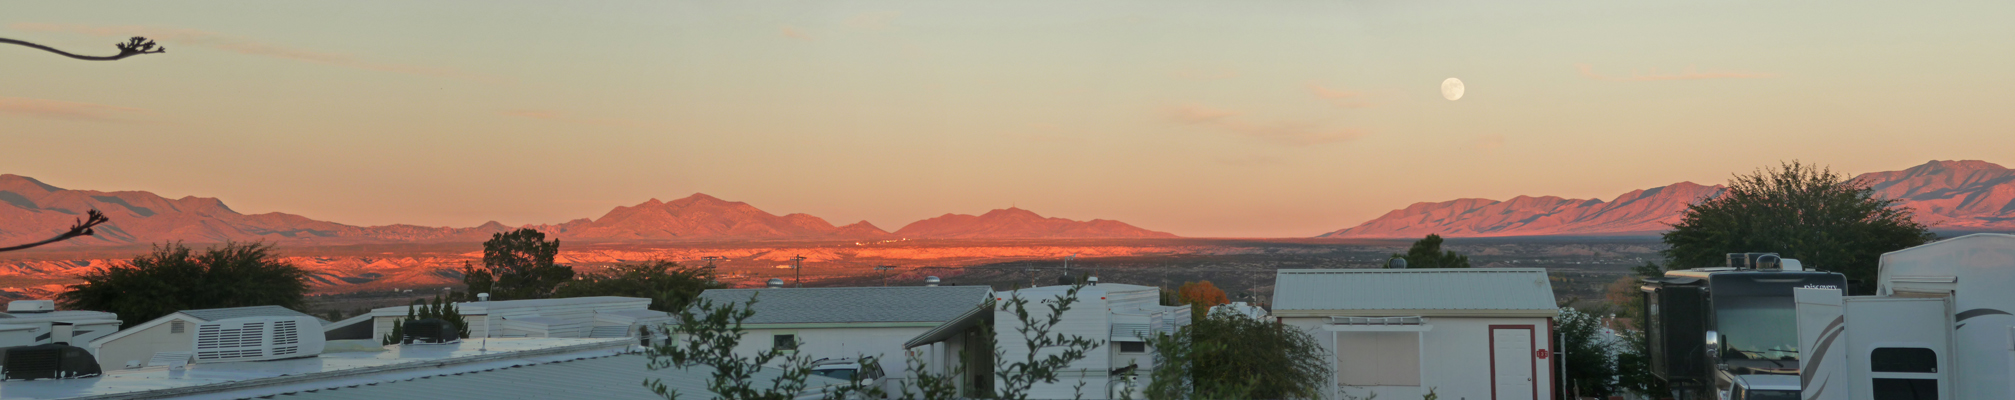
[896,207,1176,239]
[1325,160,2015,238]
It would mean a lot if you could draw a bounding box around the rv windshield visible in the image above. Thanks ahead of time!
[1716,295,1800,362]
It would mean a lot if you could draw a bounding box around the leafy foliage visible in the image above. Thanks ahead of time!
[1144,313,1330,400]
[1663,161,1933,294]
[1557,308,1619,398]
[58,242,309,328]
[1395,234,1471,269]
[991,284,1108,400]
[557,260,723,311]
[0,36,165,61]
[384,293,473,344]
[464,228,575,301]
[0,209,109,252]
[1176,281,1229,323]
[644,295,817,400]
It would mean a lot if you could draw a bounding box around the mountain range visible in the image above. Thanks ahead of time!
[0,175,1171,247]
[1322,160,2015,238]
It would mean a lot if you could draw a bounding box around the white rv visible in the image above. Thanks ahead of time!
[1794,233,2015,400]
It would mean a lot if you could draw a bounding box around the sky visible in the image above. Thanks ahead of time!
[3,1,2012,238]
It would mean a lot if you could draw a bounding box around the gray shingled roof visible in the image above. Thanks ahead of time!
[1272,268,1558,312]
[179,305,331,326]
[692,286,992,324]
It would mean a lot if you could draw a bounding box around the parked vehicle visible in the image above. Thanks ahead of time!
[1640,253,1847,400]
[809,356,887,389]
[1794,233,2015,400]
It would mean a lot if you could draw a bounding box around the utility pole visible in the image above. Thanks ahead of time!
[875,265,896,286]
[791,255,806,288]
[701,256,722,285]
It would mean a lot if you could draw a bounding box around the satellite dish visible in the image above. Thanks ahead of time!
[1387,258,1408,269]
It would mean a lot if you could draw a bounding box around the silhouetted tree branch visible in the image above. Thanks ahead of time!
[0,36,166,61]
[0,210,111,252]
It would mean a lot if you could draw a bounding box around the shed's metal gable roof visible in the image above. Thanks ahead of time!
[281,353,842,400]
[181,305,331,326]
[1271,268,1557,311]
[693,286,993,324]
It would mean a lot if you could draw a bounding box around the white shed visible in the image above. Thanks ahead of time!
[87,305,327,369]
[1273,268,1560,400]
[365,296,666,340]
[905,282,1190,400]
[692,286,994,385]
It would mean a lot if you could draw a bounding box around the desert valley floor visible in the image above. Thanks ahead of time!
[1,237,1664,316]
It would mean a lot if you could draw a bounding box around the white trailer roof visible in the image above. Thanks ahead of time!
[1877,233,2015,295]
[1271,268,1559,318]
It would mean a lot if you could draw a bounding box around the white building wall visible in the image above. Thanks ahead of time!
[1282,316,1556,400]
[735,326,935,378]
[93,319,194,369]
[994,292,1119,399]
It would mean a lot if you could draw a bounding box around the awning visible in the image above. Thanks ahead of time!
[903,304,990,349]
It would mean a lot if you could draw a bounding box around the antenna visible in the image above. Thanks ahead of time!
[701,256,722,284]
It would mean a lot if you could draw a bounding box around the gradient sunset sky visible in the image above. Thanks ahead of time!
[4,1,2011,238]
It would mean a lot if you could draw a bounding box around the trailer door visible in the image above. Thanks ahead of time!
[1491,326,1535,400]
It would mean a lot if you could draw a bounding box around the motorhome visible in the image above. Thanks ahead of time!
[1794,233,2015,400]
[1641,253,1847,400]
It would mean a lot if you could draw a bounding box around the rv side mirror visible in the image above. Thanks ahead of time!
[1704,330,1721,361]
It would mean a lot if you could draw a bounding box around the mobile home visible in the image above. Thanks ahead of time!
[1795,233,2015,400]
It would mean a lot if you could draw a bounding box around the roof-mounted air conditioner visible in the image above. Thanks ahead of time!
[190,316,325,363]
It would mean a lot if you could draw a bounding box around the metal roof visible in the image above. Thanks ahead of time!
[179,305,331,326]
[1271,268,1558,316]
[693,286,993,325]
[281,353,845,400]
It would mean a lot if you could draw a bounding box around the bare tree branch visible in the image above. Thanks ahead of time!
[1,36,166,61]
[0,210,112,252]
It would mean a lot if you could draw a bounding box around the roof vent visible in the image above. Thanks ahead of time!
[1387,257,1408,269]
[402,318,460,345]
[477,293,490,302]
[925,276,940,287]
[1,344,102,380]
[191,316,326,363]
[767,278,786,288]
[7,300,55,314]
[1087,276,1099,286]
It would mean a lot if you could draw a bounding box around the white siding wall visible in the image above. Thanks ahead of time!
[995,293,1116,399]
[1283,316,1555,400]
[732,326,935,378]
[93,319,192,369]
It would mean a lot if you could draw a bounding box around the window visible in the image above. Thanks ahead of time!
[171,321,185,334]
[774,334,798,351]
[1870,347,1938,373]
[1869,347,1940,400]
[1336,331,1421,386]
[1118,341,1146,353]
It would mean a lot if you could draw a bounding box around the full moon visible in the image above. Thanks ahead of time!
[1442,78,1464,101]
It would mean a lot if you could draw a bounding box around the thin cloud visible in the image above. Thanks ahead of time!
[501,109,658,129]
[1308,83,1372,108]
[1576,63,1773,81]
[844,11,902,31]
[1167,104,1367,146]
[10,23,489,81]
[1468,134,1506,151]
[0,96,148,122]
[782,26,813,40]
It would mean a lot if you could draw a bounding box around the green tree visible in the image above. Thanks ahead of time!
[1395,234,1471,269]
[1144,313,1330,400]
[464,228,574,301]
[1662,161,1933,294]
[1557,308,1619,398]
[58,242,309,328]
[557,260,724,311]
